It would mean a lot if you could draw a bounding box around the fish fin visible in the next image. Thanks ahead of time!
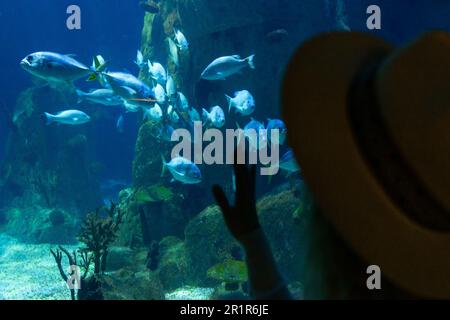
[201,108,209,123]
[232,55,241,59]
[225,95,233,113]
[119,86,137,97]
[161,155,167,177]
[170,178,176,183]
[44,112,54,125]
[247,54,255,69]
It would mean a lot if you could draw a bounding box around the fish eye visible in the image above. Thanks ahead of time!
[26,56,33,62]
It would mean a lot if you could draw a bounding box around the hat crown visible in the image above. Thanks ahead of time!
[378,31,450,221]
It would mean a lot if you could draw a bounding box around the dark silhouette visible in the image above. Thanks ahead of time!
[212,160,292,300]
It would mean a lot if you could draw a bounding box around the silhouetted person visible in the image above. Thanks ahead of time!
[213,162,292,300]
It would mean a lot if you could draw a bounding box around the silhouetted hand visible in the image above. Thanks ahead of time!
[212,162,260,243]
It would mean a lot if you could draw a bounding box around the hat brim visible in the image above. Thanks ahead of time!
[282,32,450,298]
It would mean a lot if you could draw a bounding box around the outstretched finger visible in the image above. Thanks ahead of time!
[212,185,231,215]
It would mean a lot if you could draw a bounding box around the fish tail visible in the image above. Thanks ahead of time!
[247,54,255,69]
[225,95,233,113]
[160,154,167,177]
[44,112,54,125]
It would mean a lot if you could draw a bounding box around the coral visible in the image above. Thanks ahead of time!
[77,203,124,274]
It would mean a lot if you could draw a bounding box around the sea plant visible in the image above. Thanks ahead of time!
[77,202,124,274]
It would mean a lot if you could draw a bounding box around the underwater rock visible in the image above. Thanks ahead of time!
[156,236,188,291]
[105,246,134,271]
[48,208,65,226]
[102,269,165,300]
[184,187,311,286]
[4,207,78,244]
[184,205,239,286]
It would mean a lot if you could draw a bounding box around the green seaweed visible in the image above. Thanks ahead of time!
[207,259,248,283]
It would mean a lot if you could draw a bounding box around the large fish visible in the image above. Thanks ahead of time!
[102,71,156,107]
[161,156,202,184]
[201,54,255,80]
[44,110,91,125]
[20,52,104,83]
[76,89,123,106]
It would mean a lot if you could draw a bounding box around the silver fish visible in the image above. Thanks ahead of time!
[161,156,202,184]
[143,103,163,122]
[148,60,167,85]
[201,54,255,80]
[174,29,189,51]
[226,90,255,116]
[76,89,123,106]
[202,106,225,128]
[134,50,146,69]
[20,52,100,83]
[102,71,156,107]
[44,110,91,125]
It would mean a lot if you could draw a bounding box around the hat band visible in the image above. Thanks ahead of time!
[348,54,450,231]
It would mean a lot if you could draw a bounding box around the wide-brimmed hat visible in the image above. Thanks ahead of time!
[282,31,450,298]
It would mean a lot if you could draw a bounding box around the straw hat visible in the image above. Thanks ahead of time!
[282,31,450,299]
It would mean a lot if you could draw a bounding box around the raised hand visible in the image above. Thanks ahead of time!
[212,162,260,243]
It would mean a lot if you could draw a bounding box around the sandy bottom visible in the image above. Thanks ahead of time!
[0,234,78,300]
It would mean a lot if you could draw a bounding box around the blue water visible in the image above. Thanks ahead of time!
[0,0,144,180]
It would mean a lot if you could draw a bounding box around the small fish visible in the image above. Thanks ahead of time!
[266,29,289,42]
[279,150,301,174]
[44,110,91,126]
[139,0,160,14]
[143,103,163,122]
[167,38,179,67]
[148,60,167,85]
[176,92,190,112]
[20,52,103,83]
[154,83,166,104]
[161,155,202,184]
[202,106,225,128]
[243,118,267,151]
[266,118,287,145]
[116,114,124,133]
[167,105,180,124]
[201,54,255,81]
[226,90,255,116]
[76,89,123,106]
[134,50,146,69]
[174,29,189,51]
[166,76,177,101]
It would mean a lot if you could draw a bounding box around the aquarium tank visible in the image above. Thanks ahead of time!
[0,0,449,300]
